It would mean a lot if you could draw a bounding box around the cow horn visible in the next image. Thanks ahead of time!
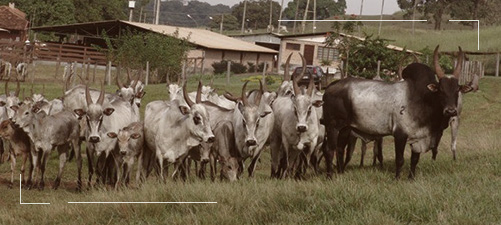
[284,53,293,81]
[131,72,141,90]
[434,45,445,79]
[195,81,202,104]
[4,78,8,95]
[292,54,306,95]
[411,53,420,63]
[117,71,125,89]
[241,81,249,106]
[256,80,263,106]
[21,88,25,100]
[307,72,315,96]
[209,76,214,87]
[85,84,93,105]
[126,68,133,84]
[262,76,268,92]
[14,78,20,97]
[223,92,240,102]
[64,69,73,92]
[97,81,105,105]
[183,83,195,107]
[453,46,464,79]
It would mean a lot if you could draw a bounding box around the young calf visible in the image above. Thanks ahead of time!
[107,122,144,187]
[12,103,81,190]
[0,119,31,188]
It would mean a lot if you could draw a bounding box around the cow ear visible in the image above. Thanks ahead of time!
[260,111,271,118]
[130,133,141,139]
[10,105,19,112]
[137,91,146,98]
[74,109,86,118]
[32,105,40,113]
[312,100,324,107]
[103,108,115,116]
[460,85,473,93]
[427,84,438,92]
[237,101,245,114]
[179,106,190,115]
[107,132,117,138]
[0,101,5,107]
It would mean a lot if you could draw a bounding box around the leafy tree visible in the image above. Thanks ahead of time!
[282,0,346,21]
[450,0,488,28]
[98,29,191,83]
[231,0,281,30]
[152,1,231,27]
[208,14,240,31]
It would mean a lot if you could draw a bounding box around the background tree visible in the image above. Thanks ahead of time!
[208,14,240,31]
[282,0,346,21]
[231,0,281,30]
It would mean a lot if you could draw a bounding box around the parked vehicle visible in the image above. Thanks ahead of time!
[292,65,326,89]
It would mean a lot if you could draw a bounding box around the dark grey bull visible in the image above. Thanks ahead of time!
[322,45,475,179]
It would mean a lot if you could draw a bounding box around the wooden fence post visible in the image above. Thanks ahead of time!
[107,61,112,85]
[496,52,500,77]
[262,62,267,84]
[145,61,150,86]
[227,61,231,85]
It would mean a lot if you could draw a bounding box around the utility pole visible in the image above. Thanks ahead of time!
[312,0,316,33]
[412,0,419,35]
[358,0,364,33]
[301,0,310,33]
[378,0,385,36]
[269,0,273,31]
[293,0,300,34]
[241,0,248,34]
[155,0,160,25]
[220,14,224,34]
[277,0,285,33]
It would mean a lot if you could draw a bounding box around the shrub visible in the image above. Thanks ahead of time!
[241,75,281,85]
[212,60,248,74]
[247,62,256,73]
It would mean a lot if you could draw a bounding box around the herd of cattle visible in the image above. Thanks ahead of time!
[0,45,479,190]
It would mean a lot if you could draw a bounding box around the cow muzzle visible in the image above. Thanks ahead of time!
[89,136,100,143]
[120,150,127,156]
[246,139,257,146]
[443,108,457,117]
[296,125,307,133]
[207,136,215,143]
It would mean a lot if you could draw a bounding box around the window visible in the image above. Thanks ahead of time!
[286,43,301,51]
[317,47,339,61]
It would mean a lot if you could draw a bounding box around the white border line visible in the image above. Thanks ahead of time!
[68,202,218,204]
[19,174,50,205]
[278,19,427,22]
[449,20,480,50]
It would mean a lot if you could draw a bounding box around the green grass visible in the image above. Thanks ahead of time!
[1,69,501,224]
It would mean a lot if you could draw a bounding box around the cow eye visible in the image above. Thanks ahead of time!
[193,116,201,125]
[24,111,29,115]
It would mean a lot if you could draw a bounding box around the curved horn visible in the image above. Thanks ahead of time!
[195,81,202,104]
[411,53,420,63]
[131,72,140,90]
[241,81,249,106]
[306,72,315,96]
[453,46,464,79]
[14,78,20,97]
[223,92,240,102]
[284,53,293,81]
[262,76,268,92]
[434,45,445,79]
[256,80,263,106]
[126,68,132,84]
[292,54,306,95]
[117,72,125,89]
[97,81,105,105]
[21,88,25,100]
[64,69,72,92]
[85,84,93,106]
[183,83,195,107]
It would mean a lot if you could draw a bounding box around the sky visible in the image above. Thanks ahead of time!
[197,0,401,15]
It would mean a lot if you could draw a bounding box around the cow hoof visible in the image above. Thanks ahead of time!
[38,182,45,191]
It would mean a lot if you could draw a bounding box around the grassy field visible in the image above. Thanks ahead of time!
[0,66,500,224]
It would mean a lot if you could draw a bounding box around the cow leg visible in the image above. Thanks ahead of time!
[324,126,339,178]
[20,152,28,186]
[72,139,82,190]
[86,145,95,188]
[409,151,420,180]
[248,150,263,178]
[360,140,367,167]
[336,127,351,173]
[157,153,165,182]
[270,133,282,178]
[28,147,39,190]
[54,145,69,190]
[431,132,443,161]
[374,138,383,168]
[8,152,16,189]
[209,154,216,182]
[343,134,356,170]
[450,116,459,161]
[393,132,408,180]
[26,150,33,189]
[136,152,144,184]
[39,150,51,190]
[0,139,4,164]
